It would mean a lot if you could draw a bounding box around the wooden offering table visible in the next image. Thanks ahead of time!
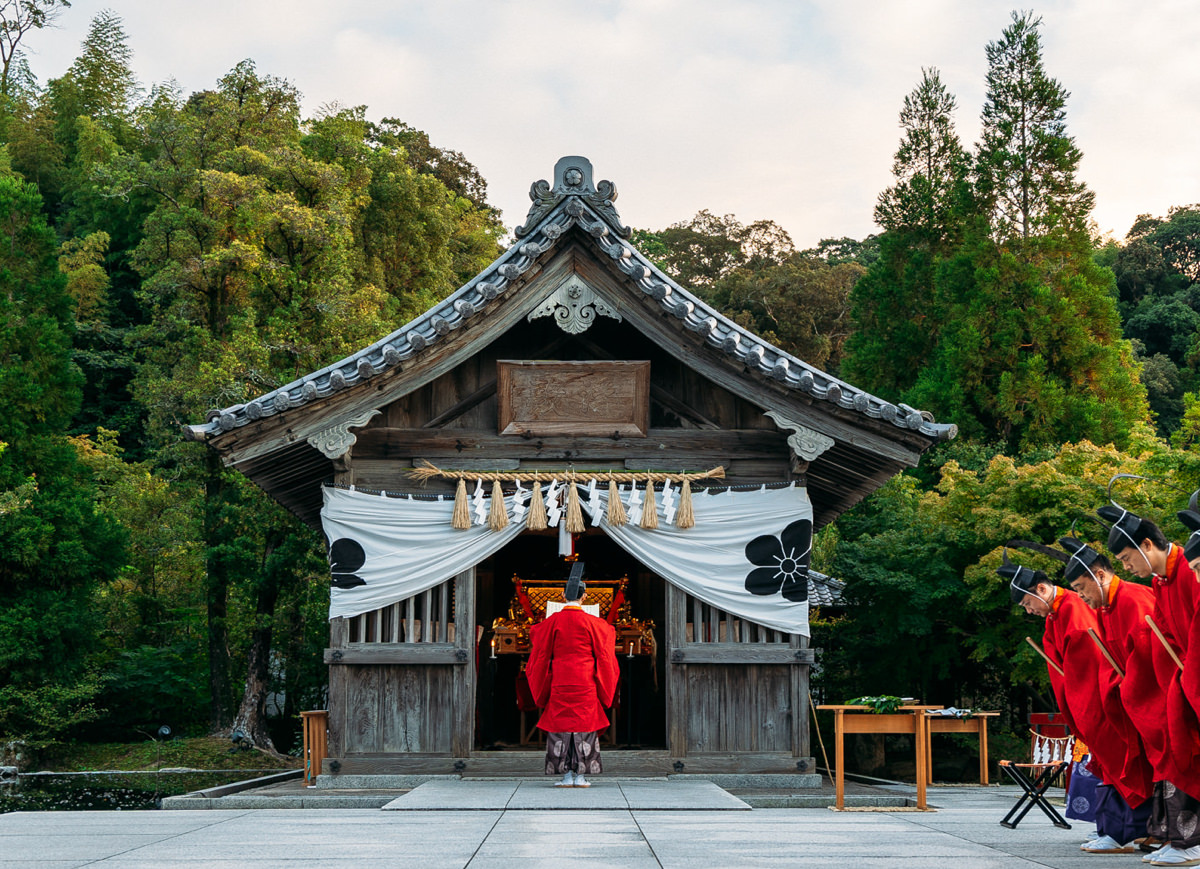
[925,711,999,785]
[817,704,943,810]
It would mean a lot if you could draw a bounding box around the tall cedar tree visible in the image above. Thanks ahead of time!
[842,68,970,396]
[976,11,1094,247]
[869,13,1147,448]
[47,13,153,455]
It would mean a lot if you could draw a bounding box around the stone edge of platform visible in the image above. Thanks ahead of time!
[162,794,400,810]
[737,794,916,809]
[668,773,823,788]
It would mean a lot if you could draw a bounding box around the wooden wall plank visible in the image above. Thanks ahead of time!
[686,665,714,753]
[670,646,814,664]
[324,645,464,665]
[342,664,380,754]
[356,427,788,460]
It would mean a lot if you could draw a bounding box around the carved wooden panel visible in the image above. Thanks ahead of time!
[497,360,650,437]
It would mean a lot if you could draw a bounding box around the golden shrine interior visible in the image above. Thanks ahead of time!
[489,576,657,657]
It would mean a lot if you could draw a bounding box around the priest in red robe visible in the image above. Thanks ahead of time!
[1175,498,1200,723]
[1003,554,1123,850]
[526,563,620,788]
[1059,537,1156,853]
[1097,504,1200,866]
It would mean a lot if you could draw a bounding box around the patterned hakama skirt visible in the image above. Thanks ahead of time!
[544,731,602,776]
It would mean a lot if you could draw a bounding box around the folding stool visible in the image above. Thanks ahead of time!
[999,731,1074,829]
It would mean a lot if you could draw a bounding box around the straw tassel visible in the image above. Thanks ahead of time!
[452,478,470,529]
[676,479,695,529]
[565,483,586,534]
[488,479,509,531]
[640,482,659,529]
[606,480,627,526]
[527,478,547,530]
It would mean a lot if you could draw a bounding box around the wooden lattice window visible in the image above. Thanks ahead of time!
[345,578,456,644]
[684,592,794,644]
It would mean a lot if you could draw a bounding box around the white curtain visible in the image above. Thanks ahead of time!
[321,482,813,634]
[589,483,812,635]
[322,486,525,619]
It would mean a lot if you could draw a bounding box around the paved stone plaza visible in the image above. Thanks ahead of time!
[0,783,1130,868]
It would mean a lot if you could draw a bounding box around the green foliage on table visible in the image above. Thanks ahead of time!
[846,695,905,714]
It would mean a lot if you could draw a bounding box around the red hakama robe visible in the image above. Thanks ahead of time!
[527,606,620,734]
[1040,590,1111,788]
[1093,577,1156,806]
[1123,545,1200,797]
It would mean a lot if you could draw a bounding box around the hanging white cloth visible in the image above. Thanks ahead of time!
[322,486,525,619]
[321,483,813,634]
[588,483,812,635]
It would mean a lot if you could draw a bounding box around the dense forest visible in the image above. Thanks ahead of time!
[2,6,1198,757]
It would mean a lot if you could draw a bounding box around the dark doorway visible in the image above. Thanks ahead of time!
[474,529,667,750]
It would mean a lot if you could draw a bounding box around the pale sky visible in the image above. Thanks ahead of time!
[22,0,1200,247]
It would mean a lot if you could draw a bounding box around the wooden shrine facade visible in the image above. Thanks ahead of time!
[185,156,955,777]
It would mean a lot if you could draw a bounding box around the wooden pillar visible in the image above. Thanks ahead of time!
[326,617,347,763]
[666,582,687,758]
[451,567,476,758]
[791,633,810,758]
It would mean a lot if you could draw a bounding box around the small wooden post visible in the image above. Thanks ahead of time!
[834,708,845,810]
[914,710,927,810]
[979,716,990,786]
[300,710,328,785]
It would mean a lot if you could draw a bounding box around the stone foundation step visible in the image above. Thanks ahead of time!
[381,778,751,811]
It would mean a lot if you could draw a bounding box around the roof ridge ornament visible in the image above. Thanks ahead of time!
[515,156,631,239]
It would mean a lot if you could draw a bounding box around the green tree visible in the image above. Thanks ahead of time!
[1129,205,1200,283]
[705,253,863,370]
[61,9,137,130]
[635,210,795,289]
[1105,207,1200,436]
[906,233,1147,448]
[102,62,503,746]
[120,62,389,742]
[842,68,971,397]
[0,170,125,742]
[976,11,1094,247]
[875,68,971,242]
[71,429,208,737]
[0,0,71,99]
[848,14,1147,448]
[636,211,860,369]
[819,431,1200,733]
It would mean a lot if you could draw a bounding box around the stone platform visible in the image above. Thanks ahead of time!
[1,786,1109,868]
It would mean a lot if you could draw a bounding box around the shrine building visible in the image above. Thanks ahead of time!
[184,156,956,780]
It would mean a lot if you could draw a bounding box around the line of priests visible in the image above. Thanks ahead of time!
[1002,490,1200,866]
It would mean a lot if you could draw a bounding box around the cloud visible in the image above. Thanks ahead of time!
[23,0,1200,245]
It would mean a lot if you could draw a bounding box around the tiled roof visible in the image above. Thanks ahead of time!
[808,569,847,608]
[185,156,956,445]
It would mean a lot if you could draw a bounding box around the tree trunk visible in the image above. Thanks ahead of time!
[205,455,231,732]
[229,546,283,754]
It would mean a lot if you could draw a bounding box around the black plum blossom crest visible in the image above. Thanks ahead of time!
[744,519,811,603]
[328,538,367,589]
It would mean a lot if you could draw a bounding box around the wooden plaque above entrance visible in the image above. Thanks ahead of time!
[497,360,650,437]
